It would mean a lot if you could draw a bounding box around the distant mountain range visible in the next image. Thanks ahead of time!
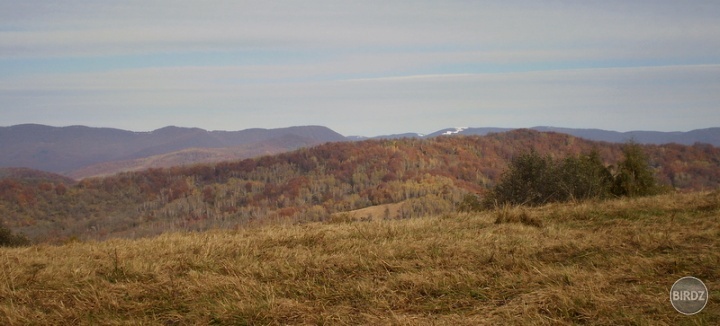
[1,124,718,179]
[0,124,345,178]
[373,126,720,146]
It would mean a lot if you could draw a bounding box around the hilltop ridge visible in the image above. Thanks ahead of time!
[2,129,719,243]
[376,126,720,146]
[2,124,718,179]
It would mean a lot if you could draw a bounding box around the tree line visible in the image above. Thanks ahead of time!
[460,142,665,211]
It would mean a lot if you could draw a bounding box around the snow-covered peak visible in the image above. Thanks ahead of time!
[442,127,468,135]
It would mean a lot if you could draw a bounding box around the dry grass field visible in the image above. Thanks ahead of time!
[1,191,719,325]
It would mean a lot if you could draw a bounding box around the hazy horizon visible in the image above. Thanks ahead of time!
[3,122,718,139]
[1,1,719,136]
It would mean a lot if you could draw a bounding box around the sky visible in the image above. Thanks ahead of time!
[1,1,719,137]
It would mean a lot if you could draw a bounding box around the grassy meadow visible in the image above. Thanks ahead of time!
[1,191,719,325]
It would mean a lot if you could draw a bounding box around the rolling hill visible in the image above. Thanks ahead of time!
[65,133,331,179]
[2,129,719,243]
[384,126,720,146]
[2,124,718,181]
[0,167,75,185]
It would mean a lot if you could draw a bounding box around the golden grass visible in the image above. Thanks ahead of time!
[330,202,404,222]
[1,191,719,325]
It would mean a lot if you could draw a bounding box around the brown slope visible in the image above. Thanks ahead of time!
[0,167,76,185]
[65,134,330,179]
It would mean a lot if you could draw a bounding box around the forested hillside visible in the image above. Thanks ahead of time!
[2,130,719,243]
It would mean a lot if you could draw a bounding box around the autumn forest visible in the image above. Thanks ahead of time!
[1,129,719,244]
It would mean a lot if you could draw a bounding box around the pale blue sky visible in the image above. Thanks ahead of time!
[1,1,719,136]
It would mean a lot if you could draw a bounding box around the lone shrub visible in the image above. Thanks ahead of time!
[0,223,30,247]
[458,193,483,212]
[483,150,559,207]
[557,150,614,201]
[481,143,662,209]
[612,142,660,197]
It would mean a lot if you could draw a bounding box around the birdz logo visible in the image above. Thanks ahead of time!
[670,276,708,315]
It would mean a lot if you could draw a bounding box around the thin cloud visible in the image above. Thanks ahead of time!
[2,1,718,59]
[0,1,718,135]
[2,65,717,135]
